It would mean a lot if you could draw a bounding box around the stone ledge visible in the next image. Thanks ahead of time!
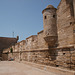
[56,45,74,49]
[20,61,75,75]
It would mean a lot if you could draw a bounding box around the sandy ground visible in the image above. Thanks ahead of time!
[0,61,58,75]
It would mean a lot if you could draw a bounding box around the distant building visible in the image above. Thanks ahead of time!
[0,36,18,57]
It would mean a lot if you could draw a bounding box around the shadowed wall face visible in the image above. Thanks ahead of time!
[0,37,17,54]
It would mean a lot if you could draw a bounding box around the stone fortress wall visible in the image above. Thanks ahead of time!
[57,0,75,47]
[2,0,75,70]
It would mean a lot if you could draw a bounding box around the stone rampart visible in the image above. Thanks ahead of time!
[4,45,75,70]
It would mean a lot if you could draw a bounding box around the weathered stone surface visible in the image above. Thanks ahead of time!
[71,56,75,61]
[42,5,57,46]
[73,0,75,18]
[25,35,38,50]
[37,31,48,49]
[57,0,74,47]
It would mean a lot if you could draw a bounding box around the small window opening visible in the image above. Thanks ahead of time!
[53,15,56,18]
[70,22,72,25]
[63,53,65,55]
[56,65,59,67]
[44,16,47,19]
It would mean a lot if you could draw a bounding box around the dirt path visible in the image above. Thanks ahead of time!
[0,61,58,75]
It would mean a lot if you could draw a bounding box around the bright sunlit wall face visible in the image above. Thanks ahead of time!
[73,0,75,18]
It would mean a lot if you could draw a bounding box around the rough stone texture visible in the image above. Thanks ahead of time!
[17,40,26,52]
[8,53,20,61]
[7,46,75,70]
[57,0,75,47]
[22,47,75,70]
[42,5,57,46]
[73,0,75,18]
[37,30,48,49]
[2,40,25,61]
[25,35,38,50]
[14,43,19,52]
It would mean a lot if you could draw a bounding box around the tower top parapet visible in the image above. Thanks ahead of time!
[46,5,55,9]
[42,5,57,14]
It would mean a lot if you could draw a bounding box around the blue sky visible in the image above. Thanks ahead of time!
[0,0,61,41]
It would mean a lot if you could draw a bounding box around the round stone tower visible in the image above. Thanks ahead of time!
[42,5,57,47]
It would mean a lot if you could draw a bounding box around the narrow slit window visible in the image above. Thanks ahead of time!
[53,15,56,18]
[63,53,65,55]
[44,16,47,19]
